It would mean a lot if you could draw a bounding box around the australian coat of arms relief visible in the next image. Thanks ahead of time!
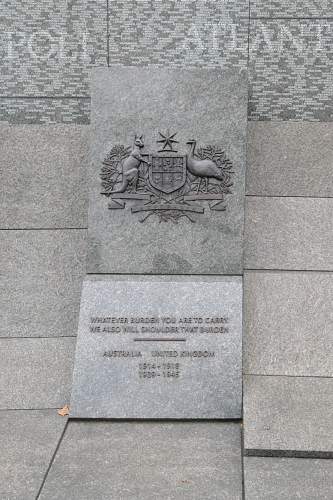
[100,131,234,223]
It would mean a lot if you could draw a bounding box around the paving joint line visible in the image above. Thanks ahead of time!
[0,227,88,231]
[0,336,77,340]
[0,96,90,100]
[107,0,110,67]
[245,194,333,200]
[244,268,333,273]
[244,373,333,379]
[250,16,333,21]
[35,419,69,500]
[244,448,333,459]
[0,407,62,412]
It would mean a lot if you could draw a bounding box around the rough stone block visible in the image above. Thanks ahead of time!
[0,229,86,337]
[245,197,333,271]
[244,457,333,500]
[244,375,333,457]
[0,338,76,409]
[0,125,88,228]
[247,122,333,197]
[244,271,333,377]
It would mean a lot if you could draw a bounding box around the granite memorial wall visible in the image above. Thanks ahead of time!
[71,66,248,419]
[1,1,333,498]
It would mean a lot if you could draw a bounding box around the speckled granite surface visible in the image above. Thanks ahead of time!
[0,2,332,499]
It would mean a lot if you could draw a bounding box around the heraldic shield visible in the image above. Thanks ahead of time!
[148,155,187,194]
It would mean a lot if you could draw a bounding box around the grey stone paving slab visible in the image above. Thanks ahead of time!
[40,421,242,500]
[244,375,333,457]
[0,230,86,338]
[0,1,106,97]
[89,67,247,274]
[244,197,333,271]
[244,457,333,500]
[251,1,333,18]
[0,98,90,125]
[0,409,67,500]
[244,271,333,377]
[71,277,242,419]
[108,0,248,70]
[247,122,333,197]
[0,125,88,228]
[249,20,333,121]
[0,338,76,409]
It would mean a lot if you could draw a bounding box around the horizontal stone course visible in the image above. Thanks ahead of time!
[0,124,89,228]
[0,98,90,124]
[244,375,333,456]
[244,271,333,377]
[244,456,333,500]
[3,123,333,217]
[251,1,333,18]
[0,409,67,500]
[247,122,333,197]
[0,337,76,409]
[1,5,333,124]
[245,197,333,270]
[40,421,243,500]
[0,229,86,338]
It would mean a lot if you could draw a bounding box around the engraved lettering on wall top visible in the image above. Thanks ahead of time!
[100,131,234,223]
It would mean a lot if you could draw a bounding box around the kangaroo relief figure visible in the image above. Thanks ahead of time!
[111,135,150,194]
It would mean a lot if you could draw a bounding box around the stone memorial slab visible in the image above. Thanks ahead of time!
[70,278,242,419]
[88,67,247,275]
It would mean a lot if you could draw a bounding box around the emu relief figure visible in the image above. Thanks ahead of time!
[111,135,150,194]
[186,140,223,192]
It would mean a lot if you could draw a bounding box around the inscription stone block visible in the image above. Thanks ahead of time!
[88,67,247,275]
[70,278,242,419]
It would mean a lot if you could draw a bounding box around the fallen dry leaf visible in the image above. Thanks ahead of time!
[58,404,70,417]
